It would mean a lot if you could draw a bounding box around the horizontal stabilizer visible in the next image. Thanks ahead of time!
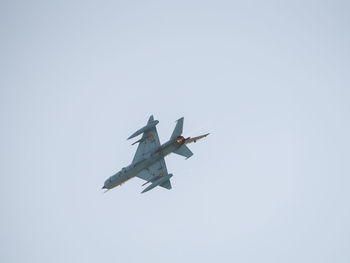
[174,145,193,159]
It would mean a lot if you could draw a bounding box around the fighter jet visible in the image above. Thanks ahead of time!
[102,115,209,193]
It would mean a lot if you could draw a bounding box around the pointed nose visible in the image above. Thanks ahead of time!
[102,185,106,189]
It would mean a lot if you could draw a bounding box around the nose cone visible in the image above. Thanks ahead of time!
[103,176,114,190]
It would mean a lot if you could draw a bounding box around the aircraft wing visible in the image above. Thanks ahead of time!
[132,115,161,163]
[136,158,172,190]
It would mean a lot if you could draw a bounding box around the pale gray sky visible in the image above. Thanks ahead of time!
[1,0,350,262]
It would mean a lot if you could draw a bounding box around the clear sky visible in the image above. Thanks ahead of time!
[1,0,350,262]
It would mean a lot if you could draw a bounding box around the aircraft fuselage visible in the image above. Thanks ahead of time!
[103,136,186,190]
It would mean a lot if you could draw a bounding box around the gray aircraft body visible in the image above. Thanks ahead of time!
[102,115,209,193]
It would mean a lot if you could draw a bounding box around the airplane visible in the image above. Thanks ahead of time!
[102,115,209,193]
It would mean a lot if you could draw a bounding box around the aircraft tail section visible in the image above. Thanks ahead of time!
[174,145,193,159]
[170,117,184,139]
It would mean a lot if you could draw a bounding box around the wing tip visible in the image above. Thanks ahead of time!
[176,117,184,122]
[148,115,154,122]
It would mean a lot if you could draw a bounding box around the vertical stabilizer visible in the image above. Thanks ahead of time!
[170,117,184,139]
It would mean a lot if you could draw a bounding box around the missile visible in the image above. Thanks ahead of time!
[127,120,159,140]
[131,137,147,145]
[141,174,173,193]
[185,133,210,144]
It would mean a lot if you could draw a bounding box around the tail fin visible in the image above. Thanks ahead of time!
[170,117,184,139]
